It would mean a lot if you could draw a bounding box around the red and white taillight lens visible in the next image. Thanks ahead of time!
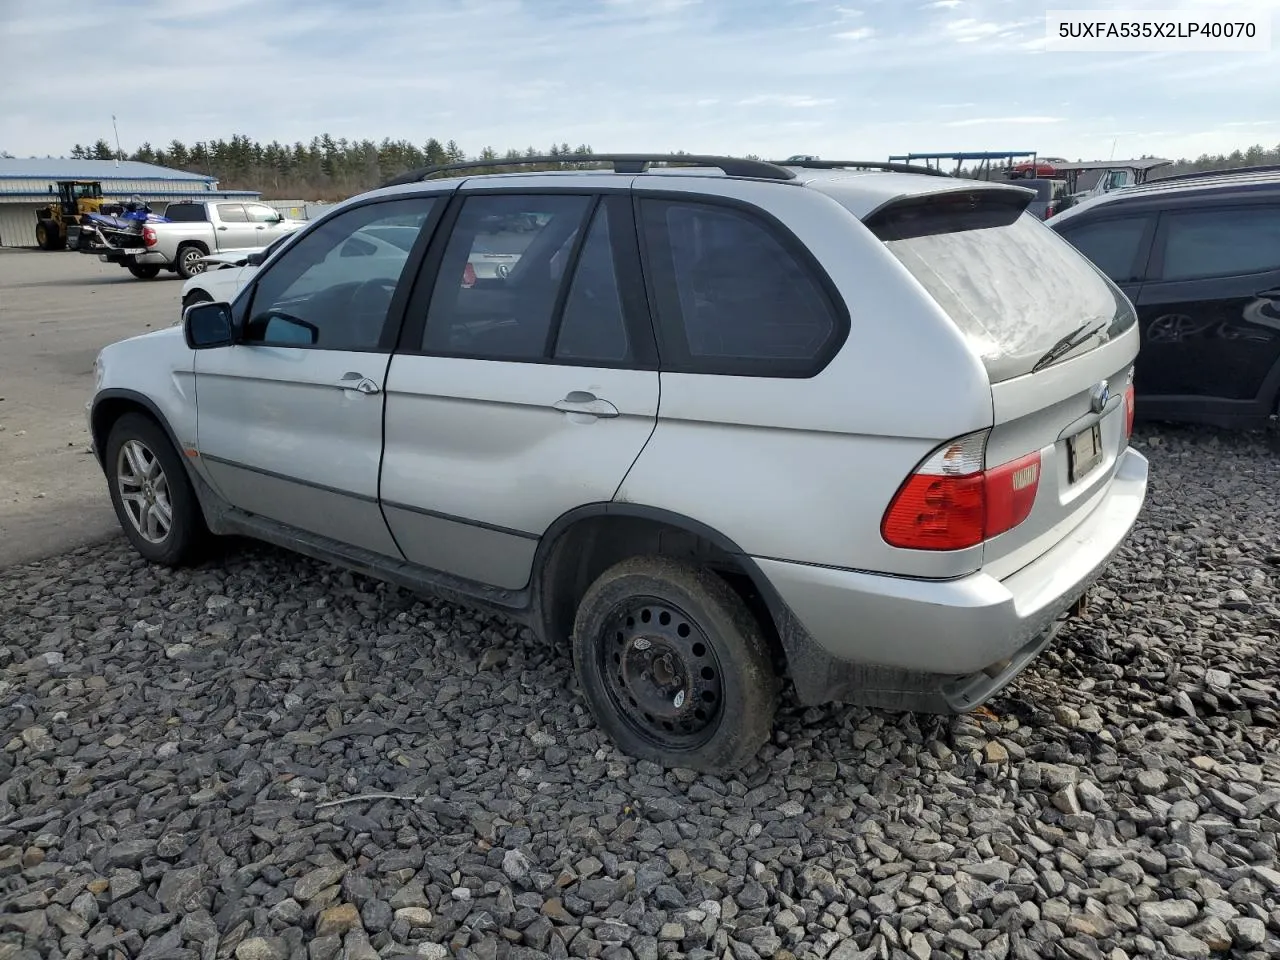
[881,431,1042,551]
[142,226,157,248]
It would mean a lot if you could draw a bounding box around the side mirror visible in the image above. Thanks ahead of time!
[183,302,234,350]
[246,250,266,267]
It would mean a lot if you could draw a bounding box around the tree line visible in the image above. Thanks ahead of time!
[52,135,1280,200]
[68,136,604,200]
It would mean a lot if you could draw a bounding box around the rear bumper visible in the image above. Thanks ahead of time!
[757,446,1148,685]
[95,249,164,265]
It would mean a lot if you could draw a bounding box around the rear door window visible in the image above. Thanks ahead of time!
[1159,205,1280,280]
[865,191,1137,382]
[1057,216,1152,282]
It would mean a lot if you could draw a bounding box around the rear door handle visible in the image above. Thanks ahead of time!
[337,372,380,394]
[553,390,619,418]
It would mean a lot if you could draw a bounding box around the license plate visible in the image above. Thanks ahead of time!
[1067,423,1104,483]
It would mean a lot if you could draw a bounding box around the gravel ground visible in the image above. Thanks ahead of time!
[1,424,1278,960]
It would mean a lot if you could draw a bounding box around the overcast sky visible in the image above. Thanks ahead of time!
[2,0,1277,164]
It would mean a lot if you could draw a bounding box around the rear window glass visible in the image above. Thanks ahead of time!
[869,195,1136,382]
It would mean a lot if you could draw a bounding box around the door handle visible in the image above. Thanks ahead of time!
[553,391,619,418]
[337,372,380,394]
[217,225,228,231]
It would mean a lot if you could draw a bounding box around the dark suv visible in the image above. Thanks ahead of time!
[1049,166,1280,429]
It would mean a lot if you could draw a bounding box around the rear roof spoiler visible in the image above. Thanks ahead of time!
[863,184,1036,239]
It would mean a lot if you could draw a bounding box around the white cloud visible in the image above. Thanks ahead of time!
[945,116,1066,127]
[836,27,876,39]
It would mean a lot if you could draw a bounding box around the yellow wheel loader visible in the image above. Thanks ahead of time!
[34,180,110,250]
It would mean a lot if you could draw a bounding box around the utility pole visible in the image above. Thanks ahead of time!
[112,115,123,166]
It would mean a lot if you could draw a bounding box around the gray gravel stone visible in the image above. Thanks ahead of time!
[0,426,1276,960]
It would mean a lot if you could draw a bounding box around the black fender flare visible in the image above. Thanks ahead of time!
[89,389,188,472]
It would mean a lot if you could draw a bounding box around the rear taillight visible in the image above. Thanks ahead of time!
[143,226,157,247]
[1123,383,1136,439]
[881,432,1042,551]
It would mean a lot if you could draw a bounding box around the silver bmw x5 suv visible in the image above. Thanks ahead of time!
[89,154,1149,773]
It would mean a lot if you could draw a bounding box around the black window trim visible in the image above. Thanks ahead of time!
[234,192,450,355]
[1054,211,1158,284]
[1146,199,1280,284]
[631,190,851,379]
[392,185,660,371]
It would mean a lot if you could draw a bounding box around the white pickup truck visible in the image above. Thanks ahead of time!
[88,199,304,280]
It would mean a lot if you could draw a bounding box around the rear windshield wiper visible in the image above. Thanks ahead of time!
[1032,319,1107,373]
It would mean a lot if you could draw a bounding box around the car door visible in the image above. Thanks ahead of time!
[193,194,443,556]
[245,202,293,246]
[212,203,260,251]
[380,183,660,590]
[1053,211,1155,308]
[1133,201,1280,417]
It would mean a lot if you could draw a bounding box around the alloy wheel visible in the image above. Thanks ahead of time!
[116,439,173,544]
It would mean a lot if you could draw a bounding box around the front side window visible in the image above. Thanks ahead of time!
[1058,216,1151,282]
[639,199,841,375]
[421,193,593,360]
[243,198,434,351]
[1160,205,1280,281]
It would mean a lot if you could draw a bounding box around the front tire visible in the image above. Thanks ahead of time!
[36,220,63,251]
[182,290,213,312]
[104,412,208,566]
[571,556,779,774]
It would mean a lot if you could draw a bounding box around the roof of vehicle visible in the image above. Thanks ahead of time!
[1049,165,1280,226]
[366,154,1036,221]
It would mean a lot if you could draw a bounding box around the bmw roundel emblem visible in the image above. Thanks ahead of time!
[1090,380,1110,414]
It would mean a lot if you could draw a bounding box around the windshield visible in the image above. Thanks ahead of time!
[868,194,1136,382]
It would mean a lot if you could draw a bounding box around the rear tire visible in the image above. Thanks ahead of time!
[174,245,207,280]
[571,556,779,774]
[127,263,161,280]
[104,412,209,567]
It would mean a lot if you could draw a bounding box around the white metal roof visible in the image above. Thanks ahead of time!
[0,158,215,182]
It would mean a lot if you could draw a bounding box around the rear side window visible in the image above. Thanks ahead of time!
[1058,217,1151,282]
[640,199,843,376]
[867,191,1137,382]
[217,203,248,223]
[164,203,207,222]
[1160,205,1280,280]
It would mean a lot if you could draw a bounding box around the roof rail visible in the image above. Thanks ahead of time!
[378,154,798,188]
[775,159,951,178]
[1147,163,1280,185]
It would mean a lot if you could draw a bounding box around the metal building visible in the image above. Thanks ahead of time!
[0,158,261,248]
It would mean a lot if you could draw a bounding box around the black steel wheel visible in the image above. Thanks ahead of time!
[572,556,778,773]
